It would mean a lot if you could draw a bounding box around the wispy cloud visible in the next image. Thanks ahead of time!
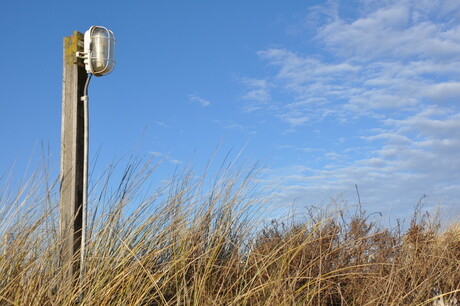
[248,0,460,220]
[149,151,183,165]
[188,94,211,107]
[155,121,169,128]
[315,1,460,61]
[212,119,257,134]
[239,77,275,113]
[241,78,271,102]
[251,1,460,124]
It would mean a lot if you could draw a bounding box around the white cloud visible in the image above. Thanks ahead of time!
[280,113,310,126]
[155,121,169,128]
[267,106,460,220]
[188,94,211,107]
[316,1,460,61]
[149,151,162,157]
[385,106,460,137]
[258,49,360,84]
[241,78,271,102]
[245,0,460,220]
[239,78,274,114]
[423,82,460,101]
[251,0,460,121]
[149,151,183,165]
[212,119,256,134]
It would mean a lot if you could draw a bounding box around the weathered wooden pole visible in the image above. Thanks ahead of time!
[59,31,88,283]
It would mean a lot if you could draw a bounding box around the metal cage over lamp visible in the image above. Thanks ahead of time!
[80,26,116,76]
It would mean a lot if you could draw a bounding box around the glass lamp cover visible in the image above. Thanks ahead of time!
[89,26,115,76]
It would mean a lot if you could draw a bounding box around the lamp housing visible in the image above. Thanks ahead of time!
[81,26,115,76]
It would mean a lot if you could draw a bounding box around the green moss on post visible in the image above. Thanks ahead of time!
[64,31,84,66]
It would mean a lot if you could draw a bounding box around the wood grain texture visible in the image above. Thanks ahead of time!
[59,31,88,283]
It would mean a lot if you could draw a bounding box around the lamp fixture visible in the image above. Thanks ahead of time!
[77,26,116,76]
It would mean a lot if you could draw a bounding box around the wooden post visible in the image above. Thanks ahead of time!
[59,31,88,284]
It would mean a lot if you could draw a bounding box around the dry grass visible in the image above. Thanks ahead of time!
[0,158,459,305]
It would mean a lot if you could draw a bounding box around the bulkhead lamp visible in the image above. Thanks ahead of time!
[78,26,115,76]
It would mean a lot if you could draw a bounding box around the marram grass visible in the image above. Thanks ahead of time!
[0,158,459,305]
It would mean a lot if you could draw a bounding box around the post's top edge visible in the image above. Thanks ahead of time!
[64,31,84,65]
[72,31,84,37]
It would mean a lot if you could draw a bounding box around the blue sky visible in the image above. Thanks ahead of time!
[1,0,460,222]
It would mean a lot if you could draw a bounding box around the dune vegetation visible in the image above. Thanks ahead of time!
[0,157,459,305]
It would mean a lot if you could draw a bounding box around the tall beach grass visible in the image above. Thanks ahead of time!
[0,157,459,305]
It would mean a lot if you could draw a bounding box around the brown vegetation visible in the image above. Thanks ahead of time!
[0,159,459,305]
